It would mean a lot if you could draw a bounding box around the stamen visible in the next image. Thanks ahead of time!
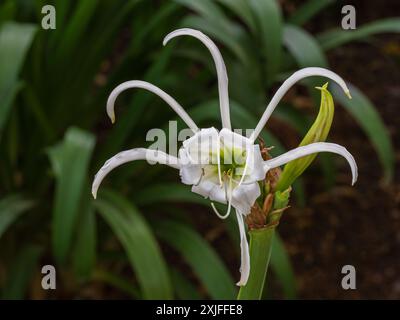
[216,136,223,186]
[236,147,250,188]
[193,168,205,186]
[211,202,231,219]
[210,173,234,219]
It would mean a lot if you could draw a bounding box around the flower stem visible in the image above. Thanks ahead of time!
[237,225,276,300]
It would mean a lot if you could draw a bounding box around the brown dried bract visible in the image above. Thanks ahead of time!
[245,139,289,230]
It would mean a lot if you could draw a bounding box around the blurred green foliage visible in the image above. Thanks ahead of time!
[0,0,397,299]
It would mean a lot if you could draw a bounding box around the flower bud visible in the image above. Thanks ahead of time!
[276,82,334,191]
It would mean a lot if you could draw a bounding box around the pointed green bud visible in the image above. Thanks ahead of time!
[267,188,291,224]
[273,188,291,210]
[276,82,334,191]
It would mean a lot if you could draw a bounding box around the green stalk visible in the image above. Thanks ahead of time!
[237,225,276,300]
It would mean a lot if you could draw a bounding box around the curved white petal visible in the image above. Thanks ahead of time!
[234,145,266,183]
[264,142,358,185]
[92,148,180,199]
[251,67,351,141]
[235,210,250,286]
[182,127,219,165]
[192,179,226,204]
[219,128,252,150]
[178,149,203,185]
[232,182,261,216]
[164,28,231,129]
[107,80,198,132]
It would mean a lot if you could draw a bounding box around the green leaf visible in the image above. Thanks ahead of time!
[283,24,327,67]
[216,0,257,33]
[93,268,139,298]
[174,0,228,25]
[155,220,236,299]
[0,194,34,239]
[52,0,98,65]
[271,103,310,136]
[1,245,42,299]
[94,190,173,299]
[248,0,283,83]
[270,233,297,299]
[48,127,95,264]
[0,22,36,135]
[332,83,394,182]
[72,193,96,281]
[181,15,250,65]
[48,0,73,50]
[288,0,334,26]
[318,18,400,50]
[0,0,17,24]
[127,2,179,54]
[97,48,173,165]
[170,267,202,300]
[134,183,208,206]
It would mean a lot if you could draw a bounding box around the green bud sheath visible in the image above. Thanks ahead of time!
[276,83,334,191]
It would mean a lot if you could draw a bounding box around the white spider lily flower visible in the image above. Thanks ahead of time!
[92,28,358,287]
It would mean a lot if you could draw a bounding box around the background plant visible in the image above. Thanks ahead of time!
[0,0,397,299]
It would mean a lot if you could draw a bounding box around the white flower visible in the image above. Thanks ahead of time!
[92,28,358,286]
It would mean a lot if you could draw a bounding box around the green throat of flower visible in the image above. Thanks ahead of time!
[214,146,248,182]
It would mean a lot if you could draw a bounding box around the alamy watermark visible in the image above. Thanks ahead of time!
[41,265,56,290]
[41,5,56,30]
[341,265,356,290]
[341,5,357,30]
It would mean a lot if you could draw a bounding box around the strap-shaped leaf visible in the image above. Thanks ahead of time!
[0,22,36,136]
[72,191,96,280]
[270,233,297,299]
[93,268,140,298]
[170,267,202,300]
[331,83,394,182]
[248,0,283,83]
[155,220,236,299]
[216,0,257,32]
[288,0,334,26]
[0,194,34,239]
[48,127,95,264]
[180,13,251,65]
[318,18,400,50]
[283,24,327,67]
[94,190,173,299]
[134,183,208,206]
[174,0,228,25]
[1,245,42,299]
[52,0,98,65]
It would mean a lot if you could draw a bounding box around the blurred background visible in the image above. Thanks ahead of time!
[0,0,399,299]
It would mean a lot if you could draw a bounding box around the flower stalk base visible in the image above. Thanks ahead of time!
[237,225,276,300]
